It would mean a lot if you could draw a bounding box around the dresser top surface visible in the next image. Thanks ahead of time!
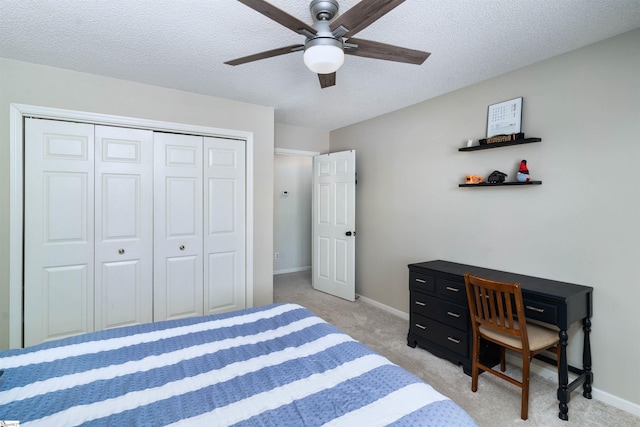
[409,260,593,300]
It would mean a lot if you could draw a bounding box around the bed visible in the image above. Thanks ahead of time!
[0,303,476,426]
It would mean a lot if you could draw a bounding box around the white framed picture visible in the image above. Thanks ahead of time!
[487,97,522,137]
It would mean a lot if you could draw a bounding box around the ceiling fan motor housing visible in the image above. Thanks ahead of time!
[306,0,343,48]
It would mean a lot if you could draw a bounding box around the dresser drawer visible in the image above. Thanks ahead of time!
[409,272,435,293]
[410,290,431,315]
[410,290,468,331]
[411,313,469,358]
[436,278,467,304]
[429,298,469,331]
[523,298,558,325]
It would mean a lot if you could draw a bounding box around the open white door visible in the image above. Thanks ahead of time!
[312,150,356,301]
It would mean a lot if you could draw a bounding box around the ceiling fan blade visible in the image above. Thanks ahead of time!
[224,44,303,66]
[318,73,336,88]
[236,0,317,36]
[345,38,430,65]
[330,0,406,38]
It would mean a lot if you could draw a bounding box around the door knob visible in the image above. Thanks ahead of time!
[345,231,356,236]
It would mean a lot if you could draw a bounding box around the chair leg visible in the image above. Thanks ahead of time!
[521,356,531,420]
[500,347,506,372]
[471,335,479,392]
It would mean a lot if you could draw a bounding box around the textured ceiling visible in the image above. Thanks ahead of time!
[1,0,639,130]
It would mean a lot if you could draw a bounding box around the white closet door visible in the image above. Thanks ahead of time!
[154,132,204,321]
[94,126,153,330]
[203,137,246,314]
[24,118,95,346]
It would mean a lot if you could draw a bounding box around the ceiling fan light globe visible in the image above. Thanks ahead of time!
[304,44,344,74]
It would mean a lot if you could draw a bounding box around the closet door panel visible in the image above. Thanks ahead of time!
[94,126,154,330]
[99,260,141,328]
[154,133,204,321]
[203,137,246,314]
[207,252,235,308]
[166,256,200,318]
[24,118,95,346]
[42,265,89,338]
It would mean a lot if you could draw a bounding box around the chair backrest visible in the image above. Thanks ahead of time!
[464,273,529,348]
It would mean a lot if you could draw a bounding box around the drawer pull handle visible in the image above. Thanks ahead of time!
[447,311,461,318]
[415,323,427,330]
[447,337,461,344]
[446,286,460,292]
[415,301,426,307]
[526,305,545,313]
[415,278,426,283]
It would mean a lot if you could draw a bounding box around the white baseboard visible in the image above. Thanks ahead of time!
[505,354,640,417]
[355,294,409,321]
[274,266,311,275]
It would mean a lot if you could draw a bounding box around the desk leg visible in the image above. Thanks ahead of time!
[558,329,569,421]
[583,317,593,399]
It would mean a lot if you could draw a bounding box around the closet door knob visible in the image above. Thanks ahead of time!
[179,245,185,251]
[118,249,125,255]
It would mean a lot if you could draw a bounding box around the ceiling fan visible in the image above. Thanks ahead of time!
[225,0,431,88]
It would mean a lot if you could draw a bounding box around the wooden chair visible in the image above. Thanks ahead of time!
[464,273,560,420]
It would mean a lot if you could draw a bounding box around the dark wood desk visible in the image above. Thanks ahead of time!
[407,260,593,421]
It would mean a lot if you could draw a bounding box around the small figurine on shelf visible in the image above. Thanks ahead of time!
[517,160,530,182]
[488,170,508,183]
[465,174,483,184]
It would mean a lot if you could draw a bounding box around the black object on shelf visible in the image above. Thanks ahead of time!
[459,181,542,188]
[459,137,541,152]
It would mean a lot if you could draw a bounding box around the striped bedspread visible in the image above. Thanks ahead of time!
[0,303,476,426]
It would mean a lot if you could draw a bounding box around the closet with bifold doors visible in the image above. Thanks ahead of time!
[24,118,246,347]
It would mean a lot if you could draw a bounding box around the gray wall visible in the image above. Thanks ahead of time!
[330,29,640,407]
[0,58,275,349]
[275,123,330,153]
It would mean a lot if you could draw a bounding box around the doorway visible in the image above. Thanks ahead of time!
[273,149,317,275]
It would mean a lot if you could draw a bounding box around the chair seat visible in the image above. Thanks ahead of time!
[480,320,558,351]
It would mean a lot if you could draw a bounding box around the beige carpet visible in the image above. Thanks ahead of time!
[274,270,639,427]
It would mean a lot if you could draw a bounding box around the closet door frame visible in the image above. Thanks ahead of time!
[9,103,254,348]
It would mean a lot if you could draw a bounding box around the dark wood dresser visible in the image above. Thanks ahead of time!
[407,260,594,421]
[407,261,495,374]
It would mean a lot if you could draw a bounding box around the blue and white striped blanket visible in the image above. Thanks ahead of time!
[0,303,476,426]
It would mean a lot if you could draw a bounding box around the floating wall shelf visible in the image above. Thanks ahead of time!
[459,137,541,152]
[459,181,542,188]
